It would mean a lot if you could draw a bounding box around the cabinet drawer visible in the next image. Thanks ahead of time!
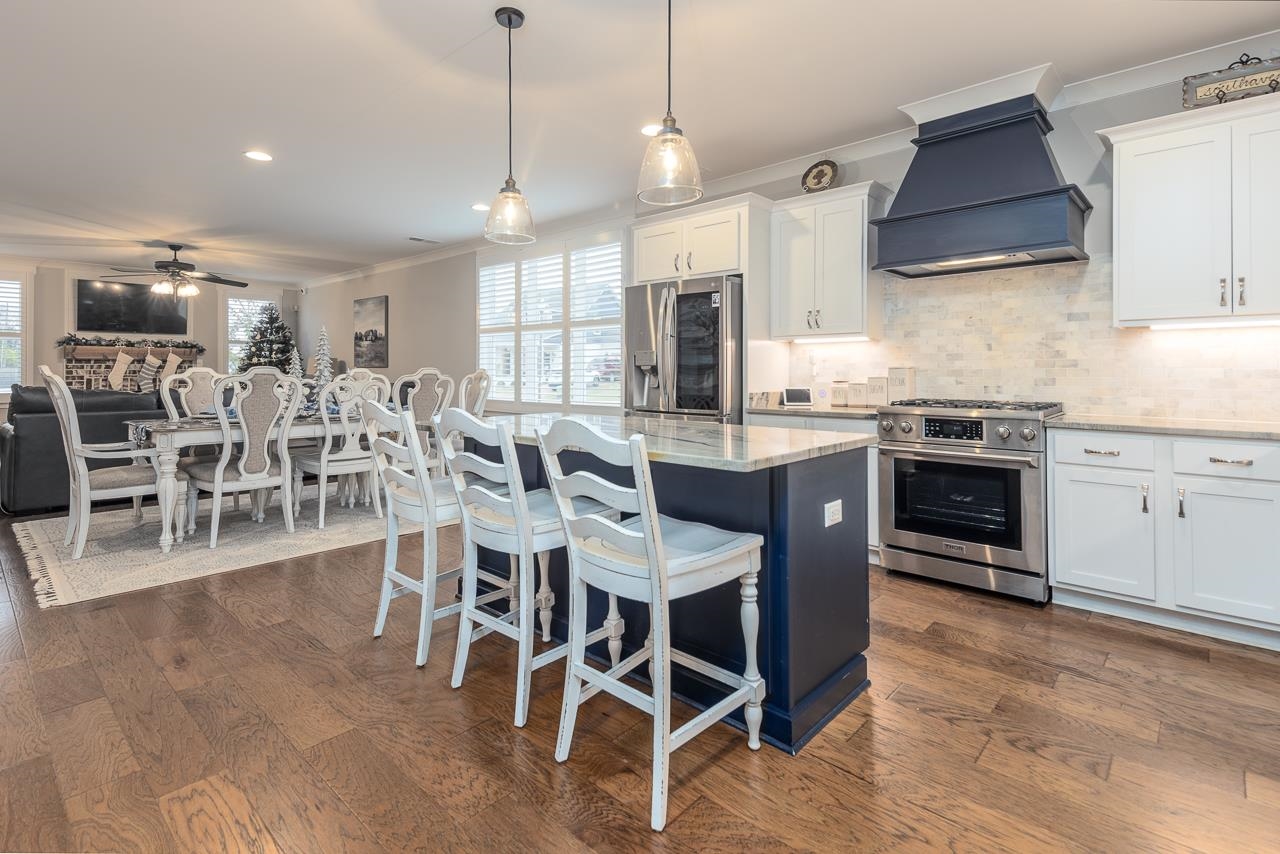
[1053,432,1155,469]
[1173,439,1280,482]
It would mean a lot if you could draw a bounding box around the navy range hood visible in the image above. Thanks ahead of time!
[871,65,1092,278]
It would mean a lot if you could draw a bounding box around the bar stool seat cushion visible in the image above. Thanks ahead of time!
[587,514,763,590]
[469,487,608,538]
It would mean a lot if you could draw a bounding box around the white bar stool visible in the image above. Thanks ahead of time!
[436,407,624,728]
[536,417,766,832]
[364,399,483,667]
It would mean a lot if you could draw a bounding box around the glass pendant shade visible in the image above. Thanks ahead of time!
[637,119,703,206]
[176,280,200,298]
[151,278,175,296]
[484,178,535,245]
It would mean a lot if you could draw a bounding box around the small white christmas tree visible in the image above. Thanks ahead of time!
[315,326,333,389]
[287,346,303,380]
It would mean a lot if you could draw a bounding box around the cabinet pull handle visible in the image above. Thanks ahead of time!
[1141,483,1149,514]
[815,308,822,328]
[1177,487,1186,518]
[1083,448,1121,456]
[1209,456,1254,466]
[1220,278,1228,307]
[1238,276,1246,306]
[674,253,680,273]
[806,310,814,329]
[687,252,693,272]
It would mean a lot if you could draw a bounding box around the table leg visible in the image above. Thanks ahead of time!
[156,440,179,554]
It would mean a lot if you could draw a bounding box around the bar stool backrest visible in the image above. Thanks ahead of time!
[436,407,531,549]
[537,417,667,603]
[363,399,442,528]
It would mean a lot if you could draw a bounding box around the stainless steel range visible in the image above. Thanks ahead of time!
[876,398,1063,603]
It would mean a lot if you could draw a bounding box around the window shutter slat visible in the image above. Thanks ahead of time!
[0,279,21,387]
[478,263,516,328]
[568,242,622,406]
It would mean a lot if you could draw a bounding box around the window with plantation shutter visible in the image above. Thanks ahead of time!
[0,278,24,388]
[477,233,623,411]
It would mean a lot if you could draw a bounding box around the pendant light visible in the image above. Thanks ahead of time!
[484,7,536,244]
[636,0,703,206]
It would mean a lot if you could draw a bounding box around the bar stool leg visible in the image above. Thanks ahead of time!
[555,575,589,763]
[450,539,480,689]
[373,511,398,638]
[535,550,554,642]
[650,603,672,832]
[416,523,439,668]
[604,594,624,667]
[740,550,764,751]
[507,554,520,627]
[513,549,536,728]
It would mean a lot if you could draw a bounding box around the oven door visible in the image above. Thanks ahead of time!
[878,443,1046,575]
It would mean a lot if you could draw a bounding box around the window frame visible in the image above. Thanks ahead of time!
[476,226,626,414]
[0,265,35,398]
[220,290,284,374]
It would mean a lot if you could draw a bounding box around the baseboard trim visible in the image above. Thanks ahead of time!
[1052,588,1280,652]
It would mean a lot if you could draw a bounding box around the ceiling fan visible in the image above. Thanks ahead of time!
[99,243,249,297]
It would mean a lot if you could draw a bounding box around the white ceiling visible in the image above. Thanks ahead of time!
[1,0,1276,282]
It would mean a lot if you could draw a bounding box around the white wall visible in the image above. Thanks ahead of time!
[296,251,477,383]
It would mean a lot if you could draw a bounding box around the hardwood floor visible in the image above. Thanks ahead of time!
[2,516,1280,852]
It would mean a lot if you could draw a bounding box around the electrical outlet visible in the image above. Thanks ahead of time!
[823,499,843,527]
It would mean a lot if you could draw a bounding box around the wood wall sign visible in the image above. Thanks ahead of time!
[1183,53,1280,109]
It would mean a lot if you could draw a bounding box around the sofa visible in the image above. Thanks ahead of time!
[0,384,167,514]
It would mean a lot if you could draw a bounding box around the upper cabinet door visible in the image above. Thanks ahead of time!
[682,210,740,276]
[770,207,816,338]
[1231,111,1280,317]
[634,222,683,283]
[1114,125,1232,322]
[813,198,866,335]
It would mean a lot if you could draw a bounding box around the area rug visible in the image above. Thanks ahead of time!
[14,493,415,608]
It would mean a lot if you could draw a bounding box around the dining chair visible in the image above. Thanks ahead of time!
[437,407,624,728]
[536,417,766,831]
[364,399,474,666]
[291,377,383,527]
[181,367,303,548]
[393,368,455,475]
[458,369,491,416]
[160,366,223,419]
[40,365,188,559]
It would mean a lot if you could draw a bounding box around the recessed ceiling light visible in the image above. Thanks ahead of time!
[243,150,273,162]
[471,203,490,212]
[640,124,662,137]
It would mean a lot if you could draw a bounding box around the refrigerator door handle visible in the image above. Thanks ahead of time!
[663,285,678,411]
[654,285,669,409]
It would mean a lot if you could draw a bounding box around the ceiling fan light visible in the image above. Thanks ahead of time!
[151,279,175,296]
[637,120,703,206]
[484,179,536,245]
[176,281,200,298]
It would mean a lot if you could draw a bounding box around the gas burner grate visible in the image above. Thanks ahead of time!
[890,398,1063,412]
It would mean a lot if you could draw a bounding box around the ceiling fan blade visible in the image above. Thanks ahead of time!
[108,266,156,273]
[98,273,157,279]
[191,273,249,287]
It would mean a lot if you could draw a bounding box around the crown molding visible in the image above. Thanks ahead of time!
[900,63,1062,125]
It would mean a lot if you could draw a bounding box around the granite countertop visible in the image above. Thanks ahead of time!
[746,404,880,421]
[484,412,876,472]
[1050,414,1280,442]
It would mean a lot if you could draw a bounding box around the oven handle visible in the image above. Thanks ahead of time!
[880,446,1040,469]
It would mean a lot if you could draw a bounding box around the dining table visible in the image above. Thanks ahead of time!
[125,415,356,553]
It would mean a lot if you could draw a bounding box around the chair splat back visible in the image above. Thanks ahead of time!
[458,370,491,417]
[537,418,666,588]
[214,368,303,481]
[164,367,222,419]
[436,407,529,544]
[317,378,379,462]
[394,368,454,428]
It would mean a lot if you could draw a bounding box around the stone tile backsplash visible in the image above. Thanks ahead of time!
[789,255,1280,420]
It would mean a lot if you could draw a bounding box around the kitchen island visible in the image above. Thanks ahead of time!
[476,414,876,753]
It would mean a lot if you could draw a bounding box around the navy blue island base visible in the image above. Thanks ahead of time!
[475,439,871,754]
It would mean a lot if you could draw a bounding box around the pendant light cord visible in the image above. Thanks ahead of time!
[507,22,514,181]
[666,0,672,116]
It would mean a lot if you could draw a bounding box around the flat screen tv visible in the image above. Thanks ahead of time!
[75,280,190,335]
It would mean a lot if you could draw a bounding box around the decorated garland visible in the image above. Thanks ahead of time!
[55,333,207,354]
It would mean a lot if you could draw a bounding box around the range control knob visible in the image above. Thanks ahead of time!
[996,425,1012,441]
[899,421,914,434]
[1020,426,1038,442]
[879,419,895,434]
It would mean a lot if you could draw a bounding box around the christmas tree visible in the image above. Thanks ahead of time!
[238,303,295,373]
[314,326,333,389]
[287,346,303,380]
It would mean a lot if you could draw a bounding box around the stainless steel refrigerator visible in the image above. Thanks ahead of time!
[624,275,742,424]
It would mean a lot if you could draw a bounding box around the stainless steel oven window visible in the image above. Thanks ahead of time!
[891,456,1024,551]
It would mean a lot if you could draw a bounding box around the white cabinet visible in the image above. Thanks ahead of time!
[770,182,888,340]
[1050,427,1280,644]
[1052,464,1156,599]
[1173,476,1280,624]
[1101,97,1280,326]
[632,209,740,283]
